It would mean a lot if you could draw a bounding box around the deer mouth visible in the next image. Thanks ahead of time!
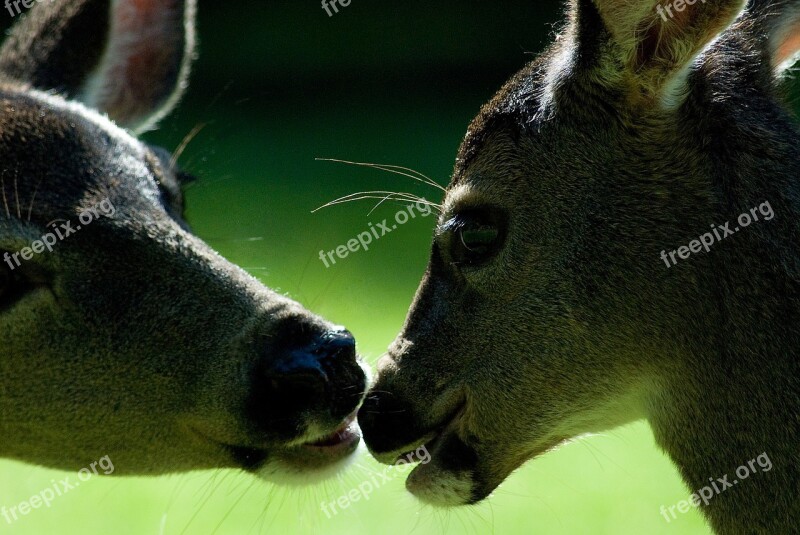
[297,413,361,453]
[197,410,362,481]
[358,385,466,460]
[361,401,466,469]
[264,410,362,478]
[359,397,487,504]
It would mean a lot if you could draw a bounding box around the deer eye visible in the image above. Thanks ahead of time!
[461,226,499,254]
[442,209,505,267]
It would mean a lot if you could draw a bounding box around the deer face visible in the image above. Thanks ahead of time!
[0,0,366,481]
[359,0,800,507]
[357,110,660,506]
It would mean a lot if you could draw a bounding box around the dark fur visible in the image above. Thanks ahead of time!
[0,0,366,479]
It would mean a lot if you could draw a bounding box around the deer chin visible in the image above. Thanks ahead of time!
[399,410,569,507]
[199,411,362,485]
[401,408,482,506]
[359,404,480,505]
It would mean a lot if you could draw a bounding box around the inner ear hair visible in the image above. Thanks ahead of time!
[578,0,747,105]
[758,0,800,76]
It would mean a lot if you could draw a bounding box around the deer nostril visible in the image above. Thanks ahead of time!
[265,368,328,405]
[258,330,356,411]
[267,368,327,399]
[312,329,356,360]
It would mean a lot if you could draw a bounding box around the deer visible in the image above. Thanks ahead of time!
[358,0,800,532]
[0,0,368,483]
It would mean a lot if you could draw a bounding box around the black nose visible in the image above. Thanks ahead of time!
[308,329,357,361]
[358,389,423,455]
[265,329,355,402]
[246,329,362,439]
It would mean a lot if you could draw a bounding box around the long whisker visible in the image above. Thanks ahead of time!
[27,176,45,221]
[365,191,437,216]
[367,193,399,216]
[13,172,21,219]
[370,162,446,190]
[313,192,442,214]
[316,158,445,192]
[170,122,207,171]
[1,175,10,218]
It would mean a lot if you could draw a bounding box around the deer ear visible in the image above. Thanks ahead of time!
[571,0,746,105]
[758,2,800,76]
[0,0,196,133]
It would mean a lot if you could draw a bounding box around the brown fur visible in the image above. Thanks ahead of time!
[359,1,800,532]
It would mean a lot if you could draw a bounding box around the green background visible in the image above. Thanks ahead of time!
[0,1,722,533]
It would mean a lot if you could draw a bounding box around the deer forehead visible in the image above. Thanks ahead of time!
[0,85,163,217]
[4,85,143,151]
[444,150,533,219]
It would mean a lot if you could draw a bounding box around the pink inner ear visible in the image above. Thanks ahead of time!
[775,21,800,68]
[113,0,180,92]
[88,0,185,129]
[115,0,179,37]
[133,0,160,8]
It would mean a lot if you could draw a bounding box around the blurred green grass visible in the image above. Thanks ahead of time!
[0,1,718,533]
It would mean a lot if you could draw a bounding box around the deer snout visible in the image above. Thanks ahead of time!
[241,319,367,446]
[358,389,424,460]
[217,319,368,479]
[258,329,360,422]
